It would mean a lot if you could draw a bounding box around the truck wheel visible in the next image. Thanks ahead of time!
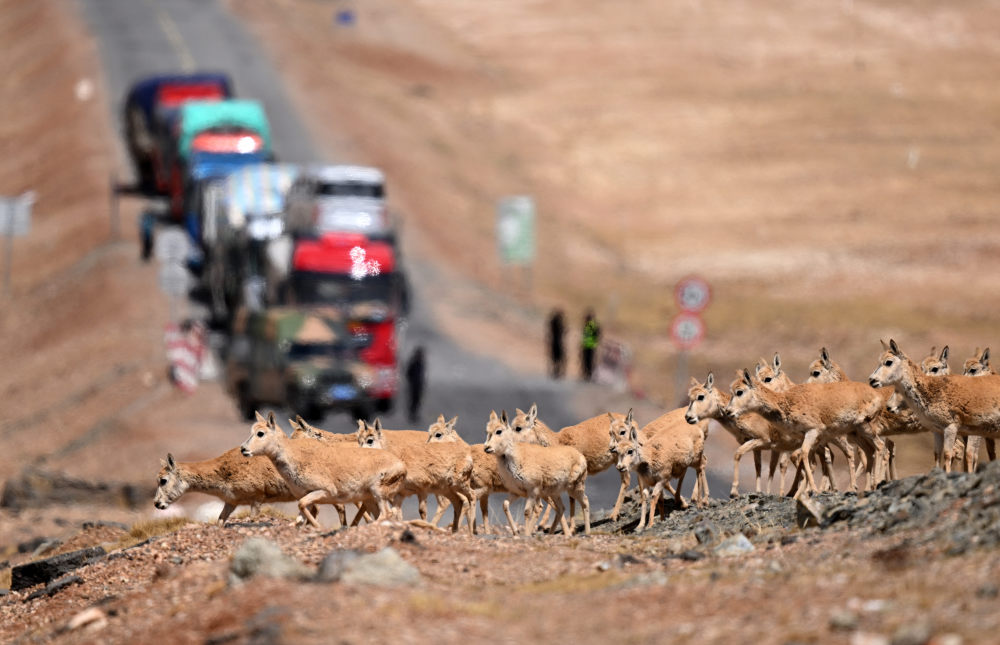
[237,383,256,422]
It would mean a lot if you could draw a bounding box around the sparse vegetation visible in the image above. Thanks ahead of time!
[112,517,192,551]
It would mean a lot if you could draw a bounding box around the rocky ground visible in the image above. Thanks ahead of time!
[2,463,999,644]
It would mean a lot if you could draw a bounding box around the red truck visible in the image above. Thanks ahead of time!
[278,232,405,412]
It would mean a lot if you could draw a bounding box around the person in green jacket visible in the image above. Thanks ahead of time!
[581,308,601,381]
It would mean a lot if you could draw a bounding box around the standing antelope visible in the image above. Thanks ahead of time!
[425,414,508,533]
[869,339,1000,473]
[726,369,885,496]
[508,404,630,522]
[357,419,476,533]
[613,408,708,531]
[240,411,406,528]
[484,410,591,536]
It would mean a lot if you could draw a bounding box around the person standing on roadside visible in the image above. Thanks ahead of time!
[405,346,426,424]
[581,308,601,381]
[547,308,566,379]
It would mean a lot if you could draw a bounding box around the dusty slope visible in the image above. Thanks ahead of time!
[231,0,1000,471]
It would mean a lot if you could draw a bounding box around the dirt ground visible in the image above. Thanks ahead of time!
[4,0,1000,642]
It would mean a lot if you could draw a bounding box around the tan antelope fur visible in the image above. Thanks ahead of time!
[686,372,827,497]
[753,354,851,493]
[425,414,508,533]
[154,450,312,524]
[509,403,629,522]
[726,369,884,496]
[614,409,708,531]
[358,418,476,533]
[869,339,1000,473]
[354,420,453,522]
[960,347,997,470]
[611,408,709,518]
[241,411,406,528]
[288,416,371,526]
[803,347,920,485]
[963,347,991,377]
[484,410,591,536]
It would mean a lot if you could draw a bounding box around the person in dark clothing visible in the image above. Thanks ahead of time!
[547,308,566,379]
[405,346,426,424]
[581,309,601,381]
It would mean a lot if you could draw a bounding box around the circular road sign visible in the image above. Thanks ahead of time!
[674,275,712,313]
[670,312,705,351]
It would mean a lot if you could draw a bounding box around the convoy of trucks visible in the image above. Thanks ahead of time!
[123,72,405,421]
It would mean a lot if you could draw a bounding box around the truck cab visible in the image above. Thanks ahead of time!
[225,306,374,422]
[267,233,405,413]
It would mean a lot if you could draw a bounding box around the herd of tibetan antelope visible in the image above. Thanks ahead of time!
[153,340,1000,536]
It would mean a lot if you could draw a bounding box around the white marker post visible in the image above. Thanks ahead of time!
[1,192,34,296]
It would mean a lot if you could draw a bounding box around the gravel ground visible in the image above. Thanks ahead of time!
[2,463,1000,644]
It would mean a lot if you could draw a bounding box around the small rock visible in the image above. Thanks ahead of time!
[767,560,783,573]
[25,575,83,601]
[975,583,998,598]
[614,571,669,589]
[796,496,824,528]
[931,635,962,645]
[11,546,106,591]
[714,534,755,557]
[65,607,108,633]
[830,610,859,632]
[338,547,421,587]
[316,550,362,582]
[781,535,798,546]
[229,538,311,582]
[679,550,704,562]
[891,621,932,645]
[693,521,719,545]
[851,633,890,645]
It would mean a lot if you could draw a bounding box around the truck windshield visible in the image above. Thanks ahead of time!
[286,342,346,360]
[289,272,397,308]
[316,182,384,198]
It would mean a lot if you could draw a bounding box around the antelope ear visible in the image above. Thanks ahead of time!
[889,339,901,356]
[689,376,700,388]
[356,419,366,432]
[773,353,782,371]
[489,410,498,422]
[628,426,638,441]
[880,338,890,351]
[374,418,383,431]
[448,416,458,428]
[983,347,991,364]
[821,347,832,369]
[706,372,714,390]
[266,411,276,428]
[625,408,634,425]
[167,453,176,470]
[754,361,765,376]
[501,410,509,424]
[940,345,949,362]
[288,419,299,431]
[606,411,615,423]
[742,368,755,387]
[437,413,445,423]
[514,407,525,417]
[255,410,266,423]
[528,403,538,421]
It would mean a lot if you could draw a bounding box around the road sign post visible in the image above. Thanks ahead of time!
[1,192,35,296]
[496,195,536,295]
[671,275,711,404]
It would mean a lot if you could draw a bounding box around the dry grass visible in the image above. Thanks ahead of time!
[113,517,192,551]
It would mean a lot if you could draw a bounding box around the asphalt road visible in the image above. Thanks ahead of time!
[76,0,724,511]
